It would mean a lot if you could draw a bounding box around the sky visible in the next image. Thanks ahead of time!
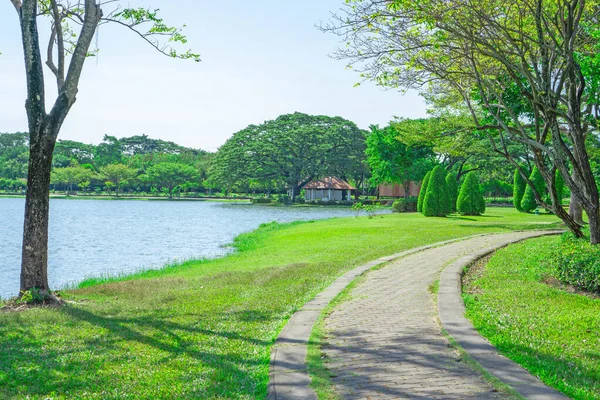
[0,1,428,152]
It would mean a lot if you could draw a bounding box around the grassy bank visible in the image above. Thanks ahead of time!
[0,208,560,399]
[464,236,600,400]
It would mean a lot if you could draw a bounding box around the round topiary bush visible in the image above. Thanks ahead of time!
[446,173,458,212]
[422,166,451,217]
[521,166,546,212]
[457,172,485,215]
[417,171,431,213]
[513,167,526,212]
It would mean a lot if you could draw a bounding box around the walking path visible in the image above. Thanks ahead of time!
[268,231,567,400]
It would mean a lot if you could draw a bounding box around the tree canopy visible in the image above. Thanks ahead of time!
[324,0,600,243]
[209,112,367,199]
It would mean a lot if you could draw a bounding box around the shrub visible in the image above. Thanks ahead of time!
[392,197,418,213]
[553,231,600,294]
[457,172,485,215]
[422,166,451,217]
[521,166,546,212]
[446,173,458,212]
[513,168,526,212]
[417,171,431,213]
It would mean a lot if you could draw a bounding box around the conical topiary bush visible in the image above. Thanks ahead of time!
[446,173,458,212]
[513,167,526,212]
[457,172,485,215]
[417,171,431,213]
[422,166,451,217]
[521,166,546,212]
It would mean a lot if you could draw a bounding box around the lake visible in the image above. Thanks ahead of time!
[0,198,380,298]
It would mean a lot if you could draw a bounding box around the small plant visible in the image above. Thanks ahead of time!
[417,171,431,213]
[363,204,377,218]
[351,201,363,217]
[422,166,451,217]
[513,167,526,212]
[392,197,418,213]
[16,288,47,305]
[521,166,546,212]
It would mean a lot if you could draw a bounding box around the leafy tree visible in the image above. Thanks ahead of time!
[416,171,431,213]
[144,162,198,198]
[445,173,458,212]
[513,168,527,212]
[422,166,451,217]
[209,113,366,200]
[8,0,198,296]
[323,0,600,242]
[365,124,434,198]
[100,164,137,197]
[521,167,546,213]
[51,164,94,193]
[457,172,485,216]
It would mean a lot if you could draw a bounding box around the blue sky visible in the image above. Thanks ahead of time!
[0,1,427,151]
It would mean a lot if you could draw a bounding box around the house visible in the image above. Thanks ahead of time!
[378,182,421,198]
[304,177,356,202]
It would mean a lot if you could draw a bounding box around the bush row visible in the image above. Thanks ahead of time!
[552,231,600,294]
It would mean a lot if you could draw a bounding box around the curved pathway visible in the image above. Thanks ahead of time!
[321,231,563,399]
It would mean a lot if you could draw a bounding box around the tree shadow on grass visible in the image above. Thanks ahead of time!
[0,304,275,399]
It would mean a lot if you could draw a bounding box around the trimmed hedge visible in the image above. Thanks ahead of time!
[417,171,431,213]
[422,166,451,217]
[457,172,485,215]
[553,231,600,294]
[392,197,418,213]
[446,173,458,212]
[513,168,526,212]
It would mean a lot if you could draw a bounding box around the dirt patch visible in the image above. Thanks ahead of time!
[542,275,600,299]
[0,293,64,313]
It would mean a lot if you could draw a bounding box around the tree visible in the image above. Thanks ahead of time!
[365,124,434,198]
[445,173,458,212]
[8,0,198,296]
[144,162,198,198]
[457,172,485,216]
[513,168,527,212]
[51,164,93,193]
[521,167,546,213]
[324,0,600,242]
[100,164,137,197]
[416,171,431,213]
[422,166,451,217]
[209,113,366,200]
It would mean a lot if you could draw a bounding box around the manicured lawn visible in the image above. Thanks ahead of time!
[464,236,600,400]
[0,208,560,399]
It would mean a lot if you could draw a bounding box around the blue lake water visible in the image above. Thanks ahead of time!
[0,198,379,298]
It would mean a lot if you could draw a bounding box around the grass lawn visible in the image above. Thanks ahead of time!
[0,208,560,399]
[464,236,600,400]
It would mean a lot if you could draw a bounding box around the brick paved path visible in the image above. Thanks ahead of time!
[322,232,538,399]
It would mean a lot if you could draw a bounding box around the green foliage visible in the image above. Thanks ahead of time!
[464,236,600,399]
[521,167,546,213]
[445,173,458,212]
[457,172,485,216]
[209,113,366,197]
[392,197,418,213]
[422,166,451,217]
[365,124,433,187]
[51,164,94,192]
[555,169,565,203]
[416,171,431,213]
[513,168,526,212]
[144,162,198,198]
[99,164,137,196]
[15,288,47,305]
[552,231,600,294]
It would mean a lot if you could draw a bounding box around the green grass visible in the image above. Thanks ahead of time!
[0,208,560,399]
[463,236,600,400]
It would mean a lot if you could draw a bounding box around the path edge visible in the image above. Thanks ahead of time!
[267,232,514,400]
[438,230,569,400]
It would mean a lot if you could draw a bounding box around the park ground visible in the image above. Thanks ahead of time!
[0,207,585,399]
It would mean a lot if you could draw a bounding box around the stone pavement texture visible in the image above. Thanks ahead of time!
[321,231,565,400]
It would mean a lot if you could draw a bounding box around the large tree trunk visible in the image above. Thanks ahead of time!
[569,191,585,225]
[20,126,57,293]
